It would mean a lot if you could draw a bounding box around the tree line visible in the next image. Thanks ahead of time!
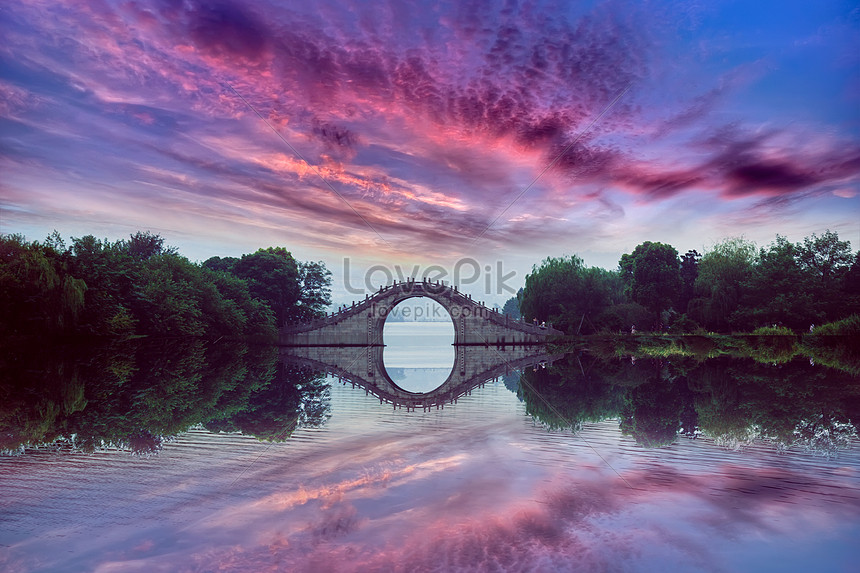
[0,231,332,338]
[513,230,860,334]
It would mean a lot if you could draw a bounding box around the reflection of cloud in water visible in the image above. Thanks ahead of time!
[3,383,859,573]
[99,442,860,572]
[99,460,858,573]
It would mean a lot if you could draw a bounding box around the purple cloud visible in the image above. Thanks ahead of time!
[1,0,858,261]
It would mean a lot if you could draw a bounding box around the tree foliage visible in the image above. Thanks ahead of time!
[679,249,700,313]
[688,237,757,331]
[623,241,682,327]
[515,230,855,335]
[204,248,331,326]
[1,232,331,338]
[519,256,620,333]
[733,236,816,330]
[502,292,522,319]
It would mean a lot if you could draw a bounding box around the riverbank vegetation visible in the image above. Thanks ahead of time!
[0,231,331,340]
[512,230,859,336]
[553,324,857,375]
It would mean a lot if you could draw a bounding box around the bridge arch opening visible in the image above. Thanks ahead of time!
[382,297,455,393]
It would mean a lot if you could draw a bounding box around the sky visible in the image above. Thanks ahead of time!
[2,0,859,305]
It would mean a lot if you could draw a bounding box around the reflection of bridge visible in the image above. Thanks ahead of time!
[280,279,563,346]
[282,344,562,410]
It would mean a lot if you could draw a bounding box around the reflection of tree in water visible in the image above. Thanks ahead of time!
[711,357,860,455]
[0,340,330,454]
[517,353,634,432]
[205,360,330,442]
[790,414,857,457]
[3,339,857,456]
[126,429,171,457]
[515,351,859,454]
[384,367,407,382]
[619,368,692,448]
[502,372,522,399]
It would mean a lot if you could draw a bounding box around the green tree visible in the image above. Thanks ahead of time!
[841,252,860,317]
[2,232,287,338]
[519,256,618,333]
[621,242,681,328]
[132,254,206,335]
[679,249,701,314]
[502,292,522,319]
[221,248,331,326]
[689,237,756,332]
[125,231,176,260]
[0,234,86,335]
[797,230,854,321]
[202,256,239,273]
[68,235,138,335]
[798,230,853,288]
[231,248,300,326]
[595,302,652,333]
[297,261,333,321]
[734,236,817,330]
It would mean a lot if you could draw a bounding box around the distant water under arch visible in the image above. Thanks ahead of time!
[382,298,455,393]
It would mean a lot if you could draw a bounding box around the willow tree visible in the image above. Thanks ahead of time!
[689,237,756,331]
[519,255,618,333]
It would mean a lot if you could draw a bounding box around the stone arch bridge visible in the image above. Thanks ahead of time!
[280,278,563,347]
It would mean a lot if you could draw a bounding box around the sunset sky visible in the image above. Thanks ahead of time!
[2,0,859,304]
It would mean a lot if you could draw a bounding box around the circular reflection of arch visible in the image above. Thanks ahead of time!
[382,297,455,393]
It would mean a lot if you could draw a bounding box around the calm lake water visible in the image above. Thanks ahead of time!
[383,321,455,393]
[1,329,859,572]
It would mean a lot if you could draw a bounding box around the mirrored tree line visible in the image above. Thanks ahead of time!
[0,339,331,455]
[516,352,860,455]
[3,339,857,456]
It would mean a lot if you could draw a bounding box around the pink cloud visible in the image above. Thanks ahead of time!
[2,0,859,259]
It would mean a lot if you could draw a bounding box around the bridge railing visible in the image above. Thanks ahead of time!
[282,279,452,333]
[282,278,563,336]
